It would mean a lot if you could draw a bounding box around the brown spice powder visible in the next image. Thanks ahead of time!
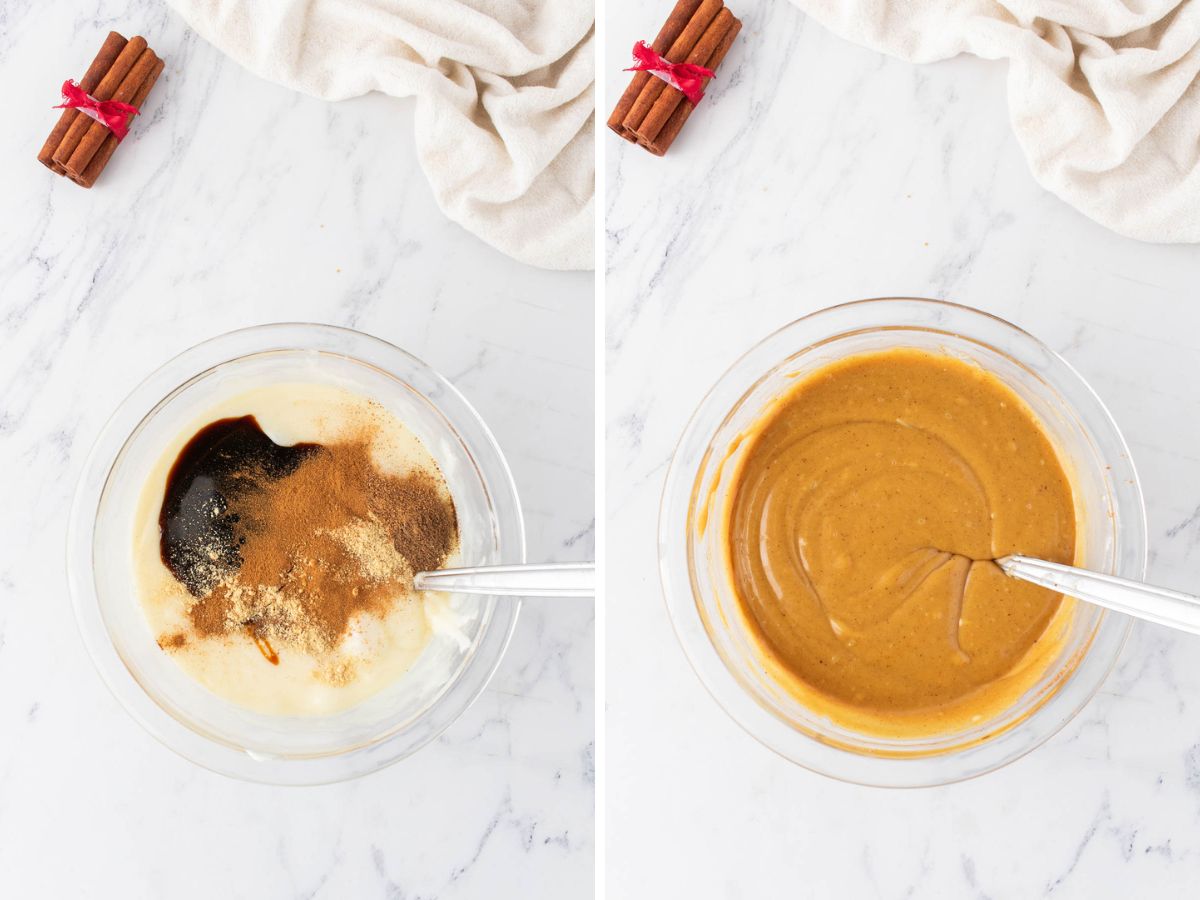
[185,435,458,661]
[157,631,187,650]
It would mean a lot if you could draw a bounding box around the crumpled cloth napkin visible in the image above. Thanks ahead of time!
[167,0,595,270]
[786,0,1200,243]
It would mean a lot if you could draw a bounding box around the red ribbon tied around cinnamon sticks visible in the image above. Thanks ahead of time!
[53,80,140,142]
[624,41,716,106]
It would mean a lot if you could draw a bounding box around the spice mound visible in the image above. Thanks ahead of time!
[158,415,458,673]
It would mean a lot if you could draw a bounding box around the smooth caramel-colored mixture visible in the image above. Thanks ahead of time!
[725,349,1077,736]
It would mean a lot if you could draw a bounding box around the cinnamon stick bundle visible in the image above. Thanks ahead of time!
[38,31,164,188]
[76,56,165,189]
[37,32,127,175]
[607,0,702,139]
[609,1,741,156]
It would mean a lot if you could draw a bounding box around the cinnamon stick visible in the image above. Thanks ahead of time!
[607,0,703,140]
[64,47,159,178]
[638,9,740,150]
[37,31,127,174]
[73,56,164,189]
[621,0,723,135]
[51,35,147,169]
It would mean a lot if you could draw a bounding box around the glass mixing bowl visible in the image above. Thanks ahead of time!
[661,298,1147,787]
[68,324,524,784]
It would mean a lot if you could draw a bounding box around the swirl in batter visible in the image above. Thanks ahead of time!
[725,349,1077,736]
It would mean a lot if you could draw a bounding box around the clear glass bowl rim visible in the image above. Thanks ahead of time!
[66,323,525,785]
[659,297,1148,788]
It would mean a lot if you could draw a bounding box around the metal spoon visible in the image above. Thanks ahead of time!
[997,555,1200,636]
[413,562,594,598]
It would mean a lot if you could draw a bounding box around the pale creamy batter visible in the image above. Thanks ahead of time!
[134,383,461,716]
[723,349,1078,737]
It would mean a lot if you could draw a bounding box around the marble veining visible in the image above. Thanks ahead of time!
[607,1,1200,897]
[0,2,593,897]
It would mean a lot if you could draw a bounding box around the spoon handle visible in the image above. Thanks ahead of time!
[997,555,1200,636]
[414,562,594,598]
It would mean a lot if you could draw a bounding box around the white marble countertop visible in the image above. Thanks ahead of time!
[0,3,593,897]
[606,1,1200,897]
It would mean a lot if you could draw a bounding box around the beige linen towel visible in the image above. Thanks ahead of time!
[167,0,595,270]
[786,0,1200,242]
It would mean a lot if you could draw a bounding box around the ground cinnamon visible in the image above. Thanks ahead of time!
[183,434,458,663]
